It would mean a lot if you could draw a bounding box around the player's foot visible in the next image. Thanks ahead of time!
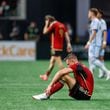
[106,71,110,80]
[40,74,48,81]
[98,72,105,78]
[32,93,49,100]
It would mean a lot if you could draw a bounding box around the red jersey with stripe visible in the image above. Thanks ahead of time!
[69,63,94,96]
[48,21,67,51]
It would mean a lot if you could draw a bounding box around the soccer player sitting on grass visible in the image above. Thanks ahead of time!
[40,15,72,81]
[33,54,94,100]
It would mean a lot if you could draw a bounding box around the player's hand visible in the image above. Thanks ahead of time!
[102,44,106,49]
[84,44,89,49]
[45,86,52,95]
[45,19,50,26]
[84,41,90,49]
[102,41,107,49]
[67,44,72,53]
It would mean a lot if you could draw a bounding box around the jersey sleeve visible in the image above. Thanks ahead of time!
[101,20,107,31]
[69,64,77,72]
[91,20,99,31]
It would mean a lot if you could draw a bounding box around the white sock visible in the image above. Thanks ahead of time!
[99,61,104,76]
[93,59,109,75]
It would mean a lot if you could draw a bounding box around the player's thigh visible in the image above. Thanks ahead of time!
[62,75,76,89]
[55,56,64,67]
[99,49,105,58]
[94,46,101,58]
[55,56,62,63]
[89,45,101,58]
[88,45,95,58]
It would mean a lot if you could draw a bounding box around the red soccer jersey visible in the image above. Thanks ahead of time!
[48,21,67,50]
[69,63,94,96]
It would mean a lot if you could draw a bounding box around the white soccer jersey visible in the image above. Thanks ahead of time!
[99,19,107,56]
[89,18,102,46]
[100,19,107,37]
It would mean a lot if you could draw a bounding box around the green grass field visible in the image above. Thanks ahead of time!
[0,60,110,110]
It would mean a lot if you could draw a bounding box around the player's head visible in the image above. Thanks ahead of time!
[64,53,78,65]
[97,9,104,19]
[45,15,56,23]
[30,21,36,27]
[88,8,98,19]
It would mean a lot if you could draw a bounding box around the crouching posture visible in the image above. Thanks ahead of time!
[33,54,94,100]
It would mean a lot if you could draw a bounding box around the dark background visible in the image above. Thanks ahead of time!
[0,0,110,59]
[27,0,76,59]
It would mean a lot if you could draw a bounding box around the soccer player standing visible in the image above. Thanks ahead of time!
[85,8,110,80]
[33,54,94,100]
[97,9,107,78]
[40,15,72,81]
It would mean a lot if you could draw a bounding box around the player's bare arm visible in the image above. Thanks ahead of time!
[43,19,50,34]
[85,30,97,49]
[46,67,73,94]
[65,32,72,52]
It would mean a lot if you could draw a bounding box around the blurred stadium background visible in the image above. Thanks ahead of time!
[0,0,110,110]
[0,0,110,60]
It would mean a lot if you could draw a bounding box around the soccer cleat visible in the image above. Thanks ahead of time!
[40,74,48,81]
[98,72,105,78]
[32,93,49,100]
[106,72,110,80]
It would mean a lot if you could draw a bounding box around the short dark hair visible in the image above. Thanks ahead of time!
[45,15,56,22]
[89,8,98,16]
[64,53,77,61]
[98,9,104,16]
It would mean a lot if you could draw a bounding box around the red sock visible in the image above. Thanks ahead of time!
[45,71,50,76]
[49,81,64,96]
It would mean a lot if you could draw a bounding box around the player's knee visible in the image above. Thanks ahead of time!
[56,59,64,69]
[89,57,97,64]
[62,74,72,81]
[61,75,68,81]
